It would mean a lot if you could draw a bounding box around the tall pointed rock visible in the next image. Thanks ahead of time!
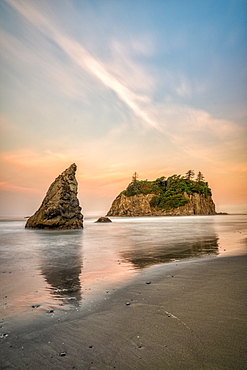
[25,163,83,229]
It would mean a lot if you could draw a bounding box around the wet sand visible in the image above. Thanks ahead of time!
[1,254,247,369]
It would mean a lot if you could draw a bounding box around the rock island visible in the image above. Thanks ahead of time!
[107,171,216,217]
[25,163,83,229]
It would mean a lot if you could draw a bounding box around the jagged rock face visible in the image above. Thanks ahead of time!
[25,164,83,229]
[107,192,216,217]
[107,194,154,217]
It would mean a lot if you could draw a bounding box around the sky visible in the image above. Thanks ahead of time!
[0,0,247,216]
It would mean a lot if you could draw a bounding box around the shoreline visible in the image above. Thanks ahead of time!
[1,254,247,369]
[1,213,247,221]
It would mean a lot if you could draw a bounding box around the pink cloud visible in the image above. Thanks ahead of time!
[0,181,39,194]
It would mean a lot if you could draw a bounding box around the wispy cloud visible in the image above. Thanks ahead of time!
[174,75,191,97]
[0,182,39,194]
[5,0,244,141]
[0,28,90,102]
[6,0,160,130]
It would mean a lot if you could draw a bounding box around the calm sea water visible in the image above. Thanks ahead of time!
[0,215,246,325]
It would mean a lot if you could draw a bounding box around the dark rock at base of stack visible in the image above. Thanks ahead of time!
[95,217,112,223]
[25,163,83,229]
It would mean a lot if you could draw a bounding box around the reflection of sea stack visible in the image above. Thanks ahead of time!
[121,236,219,269]
[39,232,83,302]
[26,163,83,229]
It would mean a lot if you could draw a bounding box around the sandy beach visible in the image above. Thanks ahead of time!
[1,253,246,370]
[1,0,247,368]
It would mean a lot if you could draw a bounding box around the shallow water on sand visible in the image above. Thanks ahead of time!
[0,215,246,324]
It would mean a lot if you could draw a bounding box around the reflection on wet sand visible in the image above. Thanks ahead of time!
[121,236,219,269]
[34,222,219,305]
[37,231,83,304]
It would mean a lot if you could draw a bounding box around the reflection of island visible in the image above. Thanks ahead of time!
[38,231,83,303]
[121,236,219,269]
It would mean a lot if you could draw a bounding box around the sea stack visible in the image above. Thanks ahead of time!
[107,172,216,217]
[25,163,83,229]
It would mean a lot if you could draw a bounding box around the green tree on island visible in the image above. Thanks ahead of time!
[185,170,195,180]
[119,170,212,211]
[196,171,205,183]
[132,172,138,183]
[131,172,139,194]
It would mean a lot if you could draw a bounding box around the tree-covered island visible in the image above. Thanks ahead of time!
[117,171,212,212]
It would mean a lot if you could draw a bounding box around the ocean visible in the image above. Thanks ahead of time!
[0,214,246,326]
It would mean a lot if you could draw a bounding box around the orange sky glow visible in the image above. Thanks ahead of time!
[0,0,246,216]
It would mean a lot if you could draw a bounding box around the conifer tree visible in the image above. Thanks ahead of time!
[185,170,195,180]
[131,172,139,194]
[132,172,138,183]
[196,171,205,182]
